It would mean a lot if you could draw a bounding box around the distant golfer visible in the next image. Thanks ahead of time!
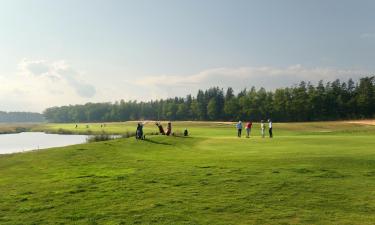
[245,121,252,138]
[261,120,265,138]
[268,119,273,138]
[136,122,144,140]
[236,121,243,137]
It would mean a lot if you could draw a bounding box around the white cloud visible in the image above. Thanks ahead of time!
[0,62,371,112]
[18,59,96,97]
[0,59,96,112]
[19,59,50,76]
[134,65,368,98]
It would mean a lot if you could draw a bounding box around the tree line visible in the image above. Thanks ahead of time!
[0,111,45,123]
[44,76,375,123]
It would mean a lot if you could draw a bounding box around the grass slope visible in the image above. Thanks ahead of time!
[1,122,375,224]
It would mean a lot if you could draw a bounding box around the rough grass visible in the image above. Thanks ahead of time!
[0,123,39,134]
[86,134,115,143]
[1,121,375,224]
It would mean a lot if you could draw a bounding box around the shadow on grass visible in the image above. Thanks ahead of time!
[143,139,172,146]
[171,135,192,139]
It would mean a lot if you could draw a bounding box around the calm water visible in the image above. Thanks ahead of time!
[0,132,88,154]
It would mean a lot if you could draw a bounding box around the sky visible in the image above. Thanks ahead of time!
[0,0,374,112]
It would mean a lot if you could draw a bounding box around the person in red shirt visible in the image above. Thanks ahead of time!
[245,121,253,138]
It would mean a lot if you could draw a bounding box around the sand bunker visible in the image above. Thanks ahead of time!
[346,120,375,126]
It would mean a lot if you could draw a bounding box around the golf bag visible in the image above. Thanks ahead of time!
[155,122,165,135]
[166,122,172,136]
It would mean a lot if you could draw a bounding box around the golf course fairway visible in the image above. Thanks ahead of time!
[1,121,375,224]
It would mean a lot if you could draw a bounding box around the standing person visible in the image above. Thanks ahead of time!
[184,128,189,136]
[245,121,253,138]
[136,122,144,139]
[261,120,265,138]
[236,121,243,137]
[268,119,273,138]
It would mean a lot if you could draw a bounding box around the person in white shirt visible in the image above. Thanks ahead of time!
[236,121,242,137]
[261,120,265,138]
[268,119,273,138]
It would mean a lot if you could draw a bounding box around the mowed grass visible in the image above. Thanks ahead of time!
[1,121,375,224]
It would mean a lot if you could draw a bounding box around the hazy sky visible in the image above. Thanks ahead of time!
[1,0,374,112]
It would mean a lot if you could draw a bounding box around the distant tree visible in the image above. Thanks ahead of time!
[0,111,45,123]
[190,99,199,120]
[43,76,375,123]
[224,98,239,121]
[196,90,207,120]
[357,76,375,117]
[225,87,235,100]
[207,98,217,120]
[176,103,189,120]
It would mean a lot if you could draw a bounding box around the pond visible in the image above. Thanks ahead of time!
[0,132,88,154]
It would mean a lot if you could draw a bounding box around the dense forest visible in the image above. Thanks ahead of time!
[0,111,45,123]
[44,76,375,123]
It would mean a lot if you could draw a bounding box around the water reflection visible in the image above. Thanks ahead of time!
[0,132,88,154]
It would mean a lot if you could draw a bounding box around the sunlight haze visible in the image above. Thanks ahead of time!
[1,0,374,112]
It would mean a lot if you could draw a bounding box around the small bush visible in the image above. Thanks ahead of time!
[86,134,114,143]
[57,128,73,134]
[15,127,28,133]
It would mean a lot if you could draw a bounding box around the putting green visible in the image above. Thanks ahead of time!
[1,121,375,224]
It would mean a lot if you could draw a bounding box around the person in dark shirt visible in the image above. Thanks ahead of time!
[136,122,144,140]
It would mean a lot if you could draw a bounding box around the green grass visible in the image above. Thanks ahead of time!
[1,121,375,224]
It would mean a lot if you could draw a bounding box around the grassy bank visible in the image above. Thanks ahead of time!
[0,123,40,134]
[1,121,375,224]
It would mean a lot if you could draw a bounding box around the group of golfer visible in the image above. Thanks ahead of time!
[136,120,273,139]
[236,119,273,138]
